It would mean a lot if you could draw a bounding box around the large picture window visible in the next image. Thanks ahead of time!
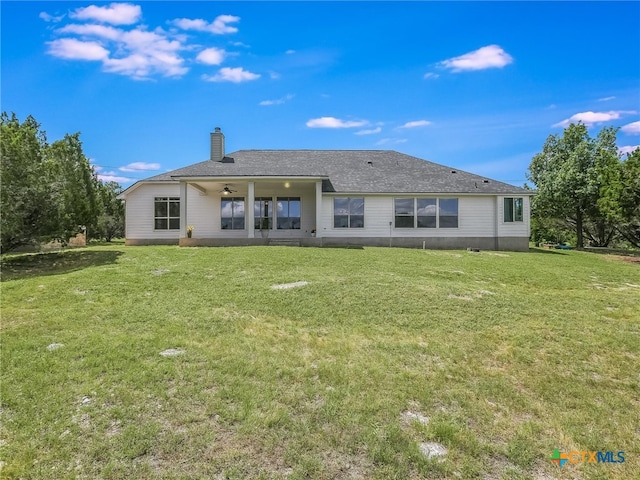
[394,198,414,228]
[417,198,437,228]
[277,197,301,229]
[254,197,273,230]
[504,197,523,222]
[439,198,458,228]
[334,197,364,228]
[221,197,245,230]
[154,197,180,230]
[394,198,458,228]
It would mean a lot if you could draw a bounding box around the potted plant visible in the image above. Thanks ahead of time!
[311,227,317,237]
[187,225,194,238]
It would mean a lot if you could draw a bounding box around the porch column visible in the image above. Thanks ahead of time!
[315,180,323,238]
[247,181,255,238]
[179,181,188,238]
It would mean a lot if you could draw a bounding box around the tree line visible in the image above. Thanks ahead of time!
[2,113,638,253]
[528,123,640,249]
[1,112,125,253]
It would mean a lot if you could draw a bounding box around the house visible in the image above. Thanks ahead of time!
[118,128,532,251]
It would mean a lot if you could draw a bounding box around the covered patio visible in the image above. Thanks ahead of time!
[175,177,325,246]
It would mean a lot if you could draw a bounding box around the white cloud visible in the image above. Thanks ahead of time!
[211,15,240,34]
[598,96,616,102]
[196,47,226,65]
[119,162,161,172]
[58,23,123,41]
[98,174,133,183]
[173,14,240,34]
[439,44,513,72]
[286,49,296,54]
[399,120,432,129]
[202,67,260,83]
[47,38,109,60]
[51,24,187,79]
[45,6,252,81]
[376,138,408,146]
[621,121,640,135]
[173,18,207,30]
[40,11,65,23]
[355,127,382,135]
[423,72,439,79]
[70,3,141,25]
[553,111,637,128]
[259,94,294,106]
[306,117,368,128]
[619,145,640,155]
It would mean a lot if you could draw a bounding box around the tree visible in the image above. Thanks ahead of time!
[581,126,621,247]
[601,148,640,248]
[528,123,621,248]
[47,133,103,241]
[97,181,125,241]
[0,113,59,252]
[1,112,123,252]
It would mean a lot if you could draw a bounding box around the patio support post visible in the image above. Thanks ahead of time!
[180,181,188,239]
[247,181,255,238]
[315,180,323,238]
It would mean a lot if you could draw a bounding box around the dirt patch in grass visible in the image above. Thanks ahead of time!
[620,255,640,265]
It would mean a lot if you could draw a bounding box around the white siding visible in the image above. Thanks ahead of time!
[321,195,499,238]
[497,195,531,238]
[126,183,531,243]
[124,183,181,240]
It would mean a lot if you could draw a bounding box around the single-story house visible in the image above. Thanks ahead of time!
[118,128,532,251]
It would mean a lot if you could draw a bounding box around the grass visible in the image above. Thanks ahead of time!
[1,244,639,479]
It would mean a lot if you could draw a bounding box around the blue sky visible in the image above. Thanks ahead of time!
[2,1,639,188]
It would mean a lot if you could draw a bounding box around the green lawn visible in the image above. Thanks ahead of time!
[1,244,639,479]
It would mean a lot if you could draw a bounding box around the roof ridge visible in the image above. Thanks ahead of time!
[230,149,393,153]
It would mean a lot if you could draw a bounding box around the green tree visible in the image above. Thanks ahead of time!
[1,112,116,252]
[97,181,125,241]
[0,113,58,252]
[46,133,103,240]
[581,126,621,247]
[528,123,621,248]
[601,148,640,248]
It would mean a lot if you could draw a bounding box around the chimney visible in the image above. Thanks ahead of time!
[210,127,225,162]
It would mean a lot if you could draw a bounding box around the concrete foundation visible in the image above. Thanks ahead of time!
[127,236,529,251]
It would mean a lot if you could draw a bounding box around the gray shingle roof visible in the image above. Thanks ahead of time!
[131,150,529,195]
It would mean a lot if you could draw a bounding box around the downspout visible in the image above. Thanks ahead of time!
[495,196,500,251]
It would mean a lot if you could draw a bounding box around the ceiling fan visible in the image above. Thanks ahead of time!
[219,184,237,195]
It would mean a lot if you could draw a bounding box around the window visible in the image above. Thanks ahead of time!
[394,198,458,228]
[504,197,523,222]
[394,198,415,228]
[221,197,245,229]
[439,198,458,228]
[277,197,301,229]
[254,197,273,230]
[417,198,437,228]
[334,197,365,228]
[154,197,180,230]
